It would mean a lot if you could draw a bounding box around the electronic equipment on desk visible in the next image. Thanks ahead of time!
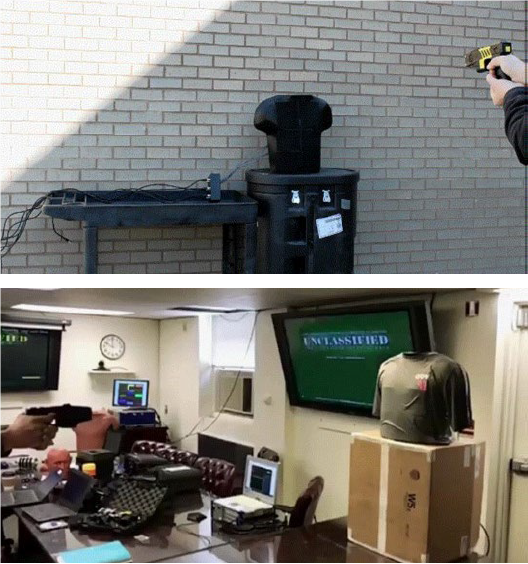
[112,379,149,409]
[118,409,157,427]
[124,452,168,475]
[2,457,52,494]
[124,453,202,495]
[1,456,38,471]
[112,378,158,426]
[1,470,62,509]
[212,456,281,527]
[76,449,115,484]
[214,511,285,536]
[152,464,202,496]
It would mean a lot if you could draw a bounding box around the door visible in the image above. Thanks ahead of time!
[507,307,528,562]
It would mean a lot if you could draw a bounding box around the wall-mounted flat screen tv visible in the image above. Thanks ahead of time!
[272,300,434,415]
[1,326,62,392]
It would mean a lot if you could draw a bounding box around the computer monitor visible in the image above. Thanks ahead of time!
[112,379,149,408]
[243,456,279,505]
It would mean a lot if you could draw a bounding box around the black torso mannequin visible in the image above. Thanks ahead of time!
[254,95,332,174]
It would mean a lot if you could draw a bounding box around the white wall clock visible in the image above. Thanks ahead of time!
[100,334,125,360]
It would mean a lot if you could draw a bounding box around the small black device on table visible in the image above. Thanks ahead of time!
[76,450,115,484]
[123,453,202,495]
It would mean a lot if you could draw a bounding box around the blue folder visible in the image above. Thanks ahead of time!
[57,541,131,563]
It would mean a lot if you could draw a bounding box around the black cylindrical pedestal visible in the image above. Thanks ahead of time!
[246,168,359,274]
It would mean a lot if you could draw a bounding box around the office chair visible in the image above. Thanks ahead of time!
[257,447,280,462]
[276,476,324,527]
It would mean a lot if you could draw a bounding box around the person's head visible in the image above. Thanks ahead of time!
[44,448,72,478]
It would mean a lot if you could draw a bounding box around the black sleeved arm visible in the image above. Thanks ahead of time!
[372,366,383,417]
[503,86,528,166]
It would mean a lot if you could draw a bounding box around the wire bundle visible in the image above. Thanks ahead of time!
[1,195,49,258]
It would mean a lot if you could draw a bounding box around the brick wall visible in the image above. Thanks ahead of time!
[2,0,525,273]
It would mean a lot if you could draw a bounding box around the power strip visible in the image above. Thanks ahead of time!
[207,173,221,202]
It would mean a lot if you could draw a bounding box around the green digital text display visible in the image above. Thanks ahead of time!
[283,310,414,409]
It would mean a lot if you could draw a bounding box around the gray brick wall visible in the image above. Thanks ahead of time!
[2,0,526,273]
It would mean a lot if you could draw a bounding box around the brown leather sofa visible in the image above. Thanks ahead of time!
[193,456,237,498]
[131,440,236,497]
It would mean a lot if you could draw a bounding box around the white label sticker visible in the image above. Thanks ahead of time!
[475,445,481,478]
[316,214,343,239]
[460,535,469,556]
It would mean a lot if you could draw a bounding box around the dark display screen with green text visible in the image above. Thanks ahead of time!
[1,328,50,391]
[283,310,414,409]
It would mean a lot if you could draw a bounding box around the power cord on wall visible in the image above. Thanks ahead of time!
[480,523,490,557]
[220,149,268,184]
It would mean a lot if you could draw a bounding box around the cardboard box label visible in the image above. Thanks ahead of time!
[464,446,471,467]
[460,535,469,556]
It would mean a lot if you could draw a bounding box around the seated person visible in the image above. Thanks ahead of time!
[41,448,72,480]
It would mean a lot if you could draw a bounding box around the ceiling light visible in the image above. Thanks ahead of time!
[11,304,134,316]
[169,306,253,313]
[17,288,63,291]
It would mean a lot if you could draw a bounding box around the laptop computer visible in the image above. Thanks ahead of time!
[1,470,62,509]
[213,456,280,518]
[22,468,94,523]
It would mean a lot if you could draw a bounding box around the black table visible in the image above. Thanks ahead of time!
[166,517,393,563]
[15,492,227,563]
[43,190,258,274]
[15,491,395,563]
[14,496,485,563]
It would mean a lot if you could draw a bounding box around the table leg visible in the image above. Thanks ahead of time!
[222,224,236,273]
[244,222,257,274]
[83,225,98,274]
[17,517,49,562]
